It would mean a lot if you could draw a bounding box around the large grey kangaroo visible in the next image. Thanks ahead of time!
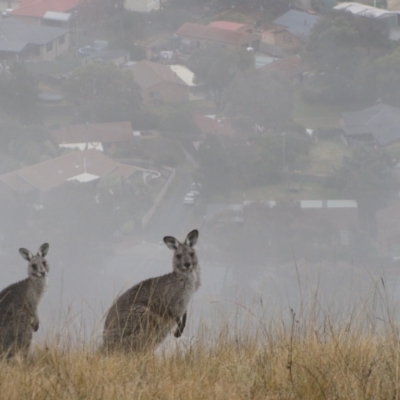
[103,230,200,353]
[0,243,50,358]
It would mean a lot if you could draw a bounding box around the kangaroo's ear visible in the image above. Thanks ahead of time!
[185,230,198,247]
[38,243,49,257]
[163,236,180,250]
[19,248,33,261]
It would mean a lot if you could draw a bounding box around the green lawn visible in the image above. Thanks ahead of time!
[305,139,350,175]
[226,181,338,203]
[221,138,349,203]
[293,92,343,129]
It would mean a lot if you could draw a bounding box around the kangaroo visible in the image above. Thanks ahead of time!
[103,230,200,353]
[0,243,49,359]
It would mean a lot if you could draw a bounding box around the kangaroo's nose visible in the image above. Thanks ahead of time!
[184,262,191,268]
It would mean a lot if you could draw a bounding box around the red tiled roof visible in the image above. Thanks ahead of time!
[51,121,134,144]
[209,21,248,31]
[127,60,187,89]
[194,114,235,136]
[0,150,149,194]
[175,22,259,46]
[11,0,82,18]
[259,55,307,79]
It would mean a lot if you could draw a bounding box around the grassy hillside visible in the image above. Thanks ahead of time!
[1,295,399,399]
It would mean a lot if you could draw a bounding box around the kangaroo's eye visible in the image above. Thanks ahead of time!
[190,252,195,257]
[32,264,37,270]
[42,261,47,267]
[176,254,182,259]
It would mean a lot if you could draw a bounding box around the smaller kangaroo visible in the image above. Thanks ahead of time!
[0,243,50,359]
[103,230,200,353]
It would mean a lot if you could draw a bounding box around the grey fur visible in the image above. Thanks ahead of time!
[0,243,49,358]
[103,230,200,353]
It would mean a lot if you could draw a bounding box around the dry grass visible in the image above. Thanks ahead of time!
[306,139,351,176]
[1,296,400,400]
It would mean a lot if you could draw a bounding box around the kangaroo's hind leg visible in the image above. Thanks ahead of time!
[174,312,187,338]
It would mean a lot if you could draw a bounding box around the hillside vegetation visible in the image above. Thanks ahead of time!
[1,293,399,400]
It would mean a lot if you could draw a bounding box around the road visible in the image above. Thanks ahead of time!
[142,168,196,242]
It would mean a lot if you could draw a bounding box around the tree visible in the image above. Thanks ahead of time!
[188,46,254,112]
[305,13,361,103]
[0,116,58,173]
[38,173,152,265]
[63,63,142,123]
[329,145,396,229]
[197,135,231,198]
[0,62,39,124]
[160,108,199,137]
[225,69,293,132]
[373,48,400,106]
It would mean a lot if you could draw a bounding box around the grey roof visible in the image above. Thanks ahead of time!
[342,103,400,146]
[272,10,320,40]
[0,19,68,49]
[43,11,72,22]
[0,41,27,52]
[85,49,129,62]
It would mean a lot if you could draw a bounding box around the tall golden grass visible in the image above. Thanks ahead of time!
[0,313,399,398]
[1,270,400,399]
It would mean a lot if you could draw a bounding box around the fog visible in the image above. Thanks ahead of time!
[1,0,400,351]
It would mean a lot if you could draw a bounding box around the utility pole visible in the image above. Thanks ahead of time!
[282,131,286,171]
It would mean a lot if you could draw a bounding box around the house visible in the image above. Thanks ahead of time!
[174,22,261,52]
[194,114,236,137]
[50,121,135,153]
[208,21,253,33]
[377,203,400,256]
[41,11,74,29]
[0,18,69,61]
[0,149,158,199]
[9,0,81,25]
[334,2,398,31]
[259,55,307,83]
[298,200,358,245]
[125,0,161,12]
[341,103,400,147]
[169,64,204,100]
[262,10,320,53]
[126,60,189,105]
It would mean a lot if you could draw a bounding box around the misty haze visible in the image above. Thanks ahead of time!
[1,0,400,397]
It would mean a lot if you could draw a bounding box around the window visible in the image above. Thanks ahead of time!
[46,41,53,52]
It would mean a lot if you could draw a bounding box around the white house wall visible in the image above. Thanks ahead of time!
[125,0,160,12]
[39,32,70,61]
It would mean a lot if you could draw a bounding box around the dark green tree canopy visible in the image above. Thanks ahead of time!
[225,69,293,132]
[63,63,142,123]
[189,46,254,112]
[0,62,39,124]
[305,11,390,104]
[373,47,400,106]
[330,145,395,216]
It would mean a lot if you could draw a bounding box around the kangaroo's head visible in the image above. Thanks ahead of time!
[164,230,199,274]
[19,243,50,280]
